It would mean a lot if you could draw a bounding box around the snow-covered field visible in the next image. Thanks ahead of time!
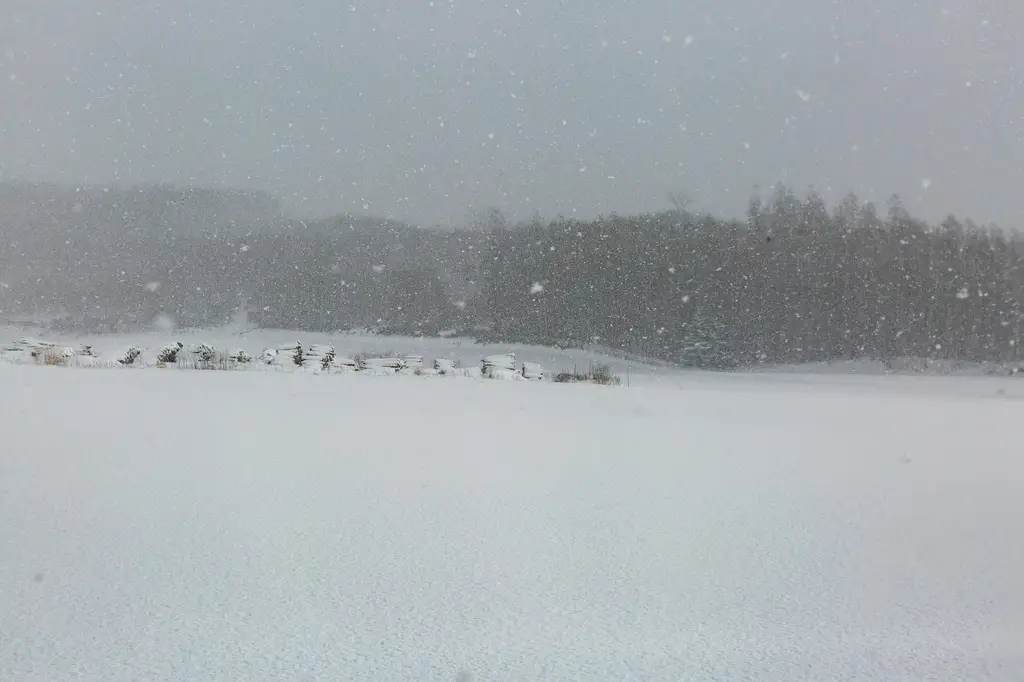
[3,327,1024,680]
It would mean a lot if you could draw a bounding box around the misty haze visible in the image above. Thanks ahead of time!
[2,2,1024,681]
[3,1,1022,225]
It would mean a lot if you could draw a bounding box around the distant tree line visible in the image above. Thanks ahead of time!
[481,188,1024,367]
[2,182,1022,368]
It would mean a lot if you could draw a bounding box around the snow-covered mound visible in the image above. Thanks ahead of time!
[2,365,1023,680]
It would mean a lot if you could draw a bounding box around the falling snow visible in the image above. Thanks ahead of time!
[1,5,1023,676]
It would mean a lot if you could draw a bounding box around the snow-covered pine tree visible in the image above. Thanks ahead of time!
[190,343,218,368]
[157,342,184,364]
[680,309,739,369]
[229,349,252,364]
[118,346,143,366]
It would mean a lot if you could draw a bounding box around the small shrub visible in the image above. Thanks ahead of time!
[553,363,621,386]
[179,343,219,369]
[118,346,143,366]
[192,343,217,363]
[157,342,184,364]
[40,347,75,366]
[590,363,621,385]
[230,349,252,364]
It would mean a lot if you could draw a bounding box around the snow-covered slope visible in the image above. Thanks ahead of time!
[2,358,1024,680]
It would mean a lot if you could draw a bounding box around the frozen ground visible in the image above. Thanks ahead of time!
[2,332,1024,680]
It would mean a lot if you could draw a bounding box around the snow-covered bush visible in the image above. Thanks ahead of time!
[185,343,223,369]
[37,346,76,366]
[192,343,215,363]
[553,364,620,385]
[590,364,619,385]
[229,349,252,364]
[117,346,143,366]
[156,342,184,365]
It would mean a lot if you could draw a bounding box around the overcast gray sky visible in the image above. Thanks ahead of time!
[2,0,1021,227]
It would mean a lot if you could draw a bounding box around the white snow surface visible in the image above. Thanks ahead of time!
[2,327,1024,680]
